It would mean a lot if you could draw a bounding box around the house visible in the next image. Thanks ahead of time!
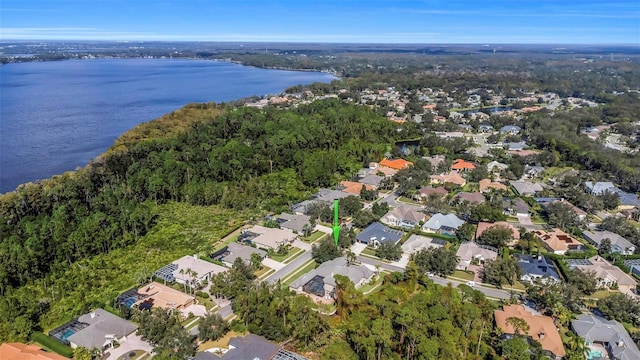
[380,205,425,229]
[524,165,545,179]
[239,225,297,250]
[456,242,498,270]
[423,155,446,168]
[290,257,375,299]
[422,213,465,236]
[51,308,138,351]
[217,242,267,267]
[276,213,312,233]
[487,161,508,173]
[154,255,227,286]
[511,181,544,196]
[571,313,640,360]
[499,125,522,135]
[503,198,530,217]
[119,282,195,311]
[516,254,561,284]
[478,123,494,133]
[451,191,485,205]
[418,186,448,200]
[379,158,413,170]
[359,174,384,187]
[0,343,67,360]
[582,231,636,255]
[451,158,477,172]
[430,172,467,186]
[195,334,306,360]
[475,222,520,246]
[494,305,566,359]
[356,222,404,246]
[291,199,320,215]
[504,141,527,151]
[567,256,637,293]
[315,188,352,203]
[534,228,584,255]
[585,181,617,195]
[401,235,446,255]
[339,181,376,195]
[479,178,507,193]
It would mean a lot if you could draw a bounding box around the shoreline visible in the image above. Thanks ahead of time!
[0,59,337,195]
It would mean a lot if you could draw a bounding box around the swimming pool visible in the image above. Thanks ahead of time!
[587,349,603,360]
[60,329,76,342]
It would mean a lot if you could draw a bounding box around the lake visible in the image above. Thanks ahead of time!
[0,59,336,193]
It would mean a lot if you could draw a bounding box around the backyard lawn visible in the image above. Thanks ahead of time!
[198,330,245,351]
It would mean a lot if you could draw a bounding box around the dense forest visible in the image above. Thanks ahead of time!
[0,100,405,341]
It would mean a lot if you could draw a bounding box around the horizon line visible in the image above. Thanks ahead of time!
[1,39,639,47]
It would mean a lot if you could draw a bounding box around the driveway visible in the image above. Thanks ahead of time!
[180,304,208,318]
[517,215,533,226]
[262,258,286,271]
[350,242,367,256]
[293,239,312,251]
[104,334,153,360]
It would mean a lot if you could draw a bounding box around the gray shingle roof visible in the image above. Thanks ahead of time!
[516,254,561,282]
[422,213,465,231]
[221,242,267,265]
[572,313,640,360]
[356,222,404,245]
[290,257,374,290]
[67,309,137,350]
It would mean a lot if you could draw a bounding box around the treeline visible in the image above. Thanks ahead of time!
[0,99,400,303]
[525,102,640,193]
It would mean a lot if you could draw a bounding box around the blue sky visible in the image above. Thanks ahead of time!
[1,0,639,43]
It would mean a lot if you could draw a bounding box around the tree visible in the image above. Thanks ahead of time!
[312,237,342,264]
[339,196,364,217]
[263,219,281,228]
[375,242,402,261]
[598,293,640,325]
[413,247,458,276]
[138,309,197,359]
[506,317,530,335]
[598,238,612,254]
[73,347,93,360]
[477,225,513,248]
[567,269,598,295]
[360,186,378,201]
[371,202,389,218]
[198,313,229,342]
[598,190,620,210]
[250,252,263,270]
[545,202,582,230]
[456,223,476,243]
[352,209,377,228]
[502,337,530,360]
[482,257,522,287]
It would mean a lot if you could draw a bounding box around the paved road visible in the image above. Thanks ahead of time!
[358,255,512,300]
[265,251,313,284]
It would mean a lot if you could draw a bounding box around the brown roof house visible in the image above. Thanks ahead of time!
[456,242,498,271]
[418,186,448,200]
[567,256,637,294]
[0,343,67,360]
[380,204,425,229]
[479,178,508,193]
[430,171,467,187]
[534,228,584,255]
[495,304,566,359]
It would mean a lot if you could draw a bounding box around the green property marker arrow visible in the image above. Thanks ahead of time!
[333,199,340,247]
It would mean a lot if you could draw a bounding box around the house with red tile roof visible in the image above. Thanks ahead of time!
[0,343,67,360]
[495,305,566,359]
[379,158,413,170]
[451,159,476,172]
[534,228,584,255]
[339,181,376,195]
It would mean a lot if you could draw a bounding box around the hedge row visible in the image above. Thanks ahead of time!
[31,331,74,358]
